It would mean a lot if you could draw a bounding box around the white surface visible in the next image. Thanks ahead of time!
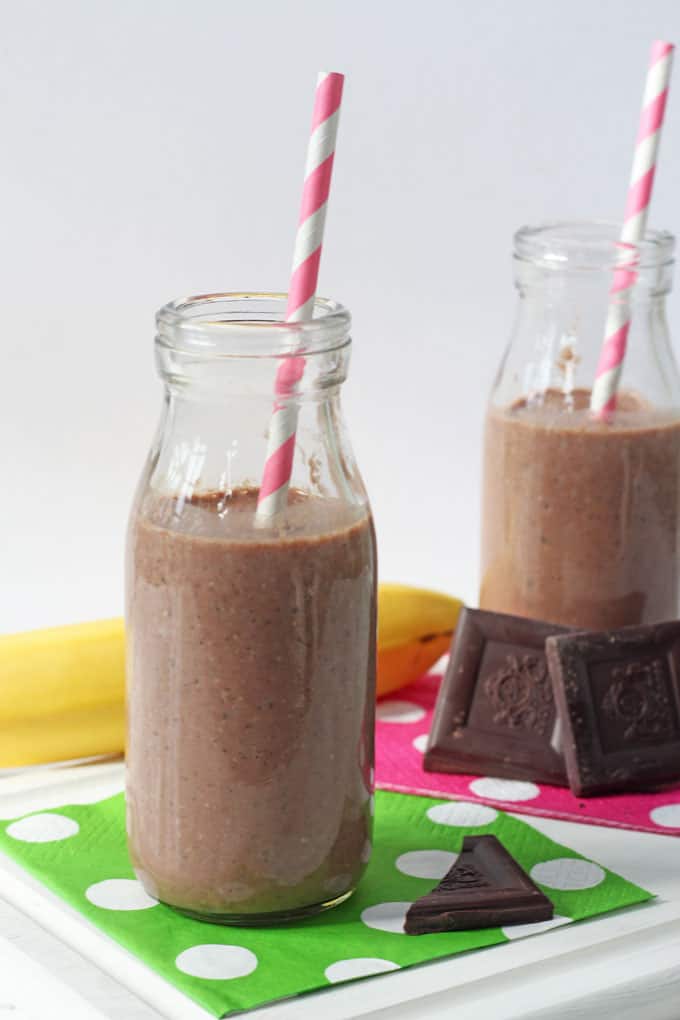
[0,930,111,1020]
[0,762,679,1020]
[3,0,680,631]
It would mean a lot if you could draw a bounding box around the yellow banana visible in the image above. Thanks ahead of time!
[0,619,126,767]
[0,585,463,765]
[377,584,463,698]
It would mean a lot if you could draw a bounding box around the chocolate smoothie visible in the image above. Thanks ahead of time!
[480,389,680,630]
[126,488,376,921]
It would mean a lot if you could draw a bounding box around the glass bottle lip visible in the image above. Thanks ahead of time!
[156,292,351,359]
[514,220,675,271]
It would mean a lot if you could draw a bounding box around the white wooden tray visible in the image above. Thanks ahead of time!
[0,762,678,1020]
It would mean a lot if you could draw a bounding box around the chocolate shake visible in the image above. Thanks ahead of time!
[126,488,376,921]
[480,389,680,630]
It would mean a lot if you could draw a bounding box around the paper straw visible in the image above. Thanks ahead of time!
[590,40,674,418]
[255,71,344,521]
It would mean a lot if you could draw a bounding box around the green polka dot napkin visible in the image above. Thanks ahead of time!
[0,791,650,1017]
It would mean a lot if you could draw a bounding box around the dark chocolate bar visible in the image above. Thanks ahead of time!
[404,834,553,935]
[546,621,680,797]
[424,608,570,786]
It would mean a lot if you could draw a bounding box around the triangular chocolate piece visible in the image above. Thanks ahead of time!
[404,835,553,935]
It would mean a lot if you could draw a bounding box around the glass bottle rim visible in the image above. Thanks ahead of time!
[156,292,351,359]
[514,220,675,271]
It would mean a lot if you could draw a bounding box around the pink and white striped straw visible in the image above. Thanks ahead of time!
[255,71,344,521]
[590,40,674,418]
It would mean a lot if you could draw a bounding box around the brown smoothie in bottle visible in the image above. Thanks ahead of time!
[126,488,376,920]
[480,389,680,629]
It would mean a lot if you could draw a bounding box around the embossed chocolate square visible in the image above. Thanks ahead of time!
[546,621,680,796]
[424,608,570,786]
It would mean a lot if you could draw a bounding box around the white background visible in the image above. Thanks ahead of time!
[3,0,680,633]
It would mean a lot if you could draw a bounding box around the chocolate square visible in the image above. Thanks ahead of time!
[424,608,569,786]
[546,621,680,796]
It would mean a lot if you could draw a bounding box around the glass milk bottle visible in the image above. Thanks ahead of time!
[480,222,680,630]
[126,293,376,924]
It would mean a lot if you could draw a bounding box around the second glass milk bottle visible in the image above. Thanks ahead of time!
[126,293,376,924]
[480,222,680,630]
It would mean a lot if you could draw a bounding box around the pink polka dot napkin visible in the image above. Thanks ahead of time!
[375,674,680,837]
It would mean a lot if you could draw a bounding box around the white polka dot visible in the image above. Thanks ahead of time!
[6,813,79,843]
[427,802,498,827]
[501,914,571,939]
[325,957,400,983]
[376,700,426,724]
[361,901,412,934]
[396,849,457,879]
[469,777,541,802]
[176,944,258,980]
[531,858,605,891]
[86,879,158,910]
[649,803,680,828]
[412,734,429,753]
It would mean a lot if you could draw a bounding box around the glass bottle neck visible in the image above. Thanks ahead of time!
[494,271,678,412]
[488,221,679,413]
